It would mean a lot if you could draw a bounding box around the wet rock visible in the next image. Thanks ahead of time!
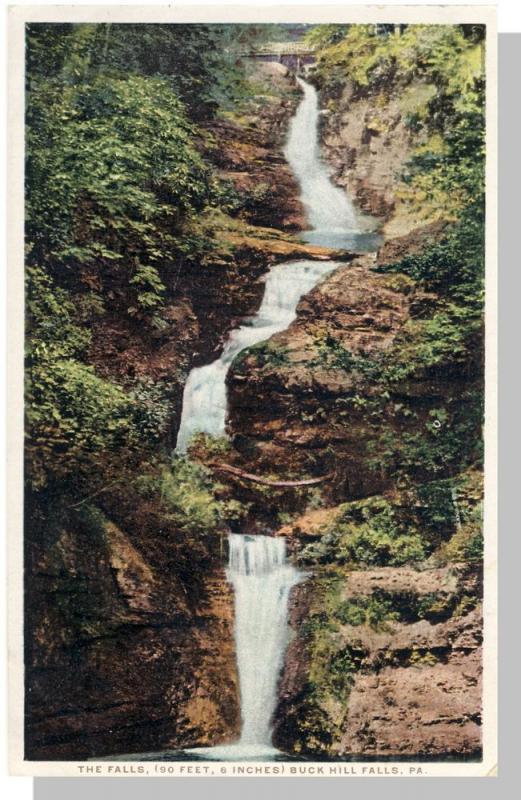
[227,258,414,499]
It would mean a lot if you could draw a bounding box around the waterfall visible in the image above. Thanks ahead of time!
[175,258,338,452]
[176,78,380,761]
[175,77,379,453]
[284,78,380,251]
[284,77,357,234]
[188,534,303,760]
[228,534,303,747]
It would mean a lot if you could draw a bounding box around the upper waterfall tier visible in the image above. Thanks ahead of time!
[284,78,380,252]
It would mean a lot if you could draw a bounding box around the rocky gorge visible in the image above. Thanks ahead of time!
[25,24,485,765]
[224,32,484,759]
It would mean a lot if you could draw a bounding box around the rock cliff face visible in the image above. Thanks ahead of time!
[316,78,435,237]
[227,239,452,502]
[204,63,306,232]
[25,507,240,759]
[225,227,483,757]
[273,549,482,758]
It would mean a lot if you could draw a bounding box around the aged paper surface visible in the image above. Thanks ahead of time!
[8,4,497,777]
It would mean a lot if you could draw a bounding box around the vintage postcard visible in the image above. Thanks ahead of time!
[7,4,497,777]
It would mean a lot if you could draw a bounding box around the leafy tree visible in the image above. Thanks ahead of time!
[25,267,169,490]
[26,74,212,290]
[26,23,286,119]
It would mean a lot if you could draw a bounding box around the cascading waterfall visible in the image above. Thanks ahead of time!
[175,258,338,452]
[187,534,303,761]
[285,77,380,251]
[228,534,303,748]
[284,77,356,237]
[176,78,380,760]
[175,79,378,454]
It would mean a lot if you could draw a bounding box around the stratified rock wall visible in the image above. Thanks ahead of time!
[227,249,452,502]
[316,79,436,237]
[273,556,482,759]
[226,192,482,758]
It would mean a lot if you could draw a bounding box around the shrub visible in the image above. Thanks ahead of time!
[26,356,141,490]
[335,594,400,630]
[340,525,427,566]
[136,456,247,534]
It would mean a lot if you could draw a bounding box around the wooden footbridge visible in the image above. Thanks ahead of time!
[237,41,316,71]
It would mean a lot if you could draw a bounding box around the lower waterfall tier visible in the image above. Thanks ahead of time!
[228,534,303,747]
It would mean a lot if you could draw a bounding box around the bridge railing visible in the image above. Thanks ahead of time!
[235,41,316,58]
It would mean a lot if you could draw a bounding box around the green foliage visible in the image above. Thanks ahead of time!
[128,264,166,313]
[385,307,482,381]
[335,594,399,630]
[302,582,367,715]
[313,333,379,378]
[371,389,483,484]
[27,23,287,119]
[137,458,222,532]
[26,265,91,359]
[25,25,285,492]
[415,479,459,534]
[233,340,290,371]
[301,471,483,576]
[462,529,483,561]
[306,26,485,499]
[409,649,439,667]
[318,234,484,492]
[433,472,484,565]
[312,24,483,98]
[378,214,484,302]
[187,432,234,460]
[277,689,336,756]
[25,266,171,490]
[415,592,457,621]
[26,354,141,490]
[340,524,427,567]
[300,498,427,567]
[327,647,358,700]
[136,456,247,534]
[129,378,174,443]
[26,73,212,287]
[305,25,350,49]
[311,24,485,221]
[333,587,474,627]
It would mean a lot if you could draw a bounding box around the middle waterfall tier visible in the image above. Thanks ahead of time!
[174,259,339,452]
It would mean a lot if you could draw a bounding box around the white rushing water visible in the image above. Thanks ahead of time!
[285,77,357,235]
[285,78,379,251]
[176,77,378,761]
[175,258,338,452]
[175,78,377,453]
[189,534,304,761]
[228,534,303,746]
